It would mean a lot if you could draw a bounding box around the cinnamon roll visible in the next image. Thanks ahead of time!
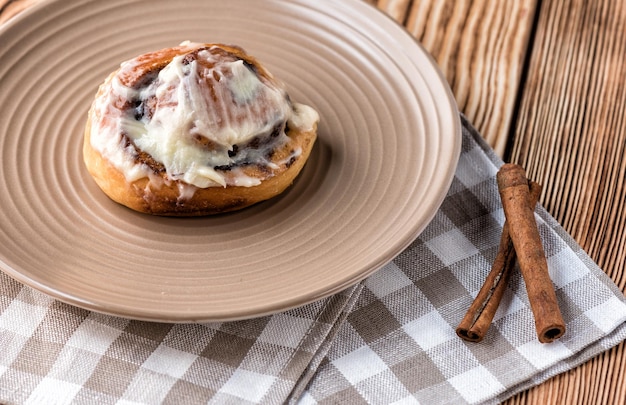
[83,42,319,216]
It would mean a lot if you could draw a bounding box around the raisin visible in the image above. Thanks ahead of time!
[228,145,239,157]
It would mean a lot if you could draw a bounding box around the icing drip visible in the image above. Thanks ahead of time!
[89,42,319,197]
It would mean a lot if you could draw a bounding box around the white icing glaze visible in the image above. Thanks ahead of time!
[288,103,319,133]
[89,42,319,196]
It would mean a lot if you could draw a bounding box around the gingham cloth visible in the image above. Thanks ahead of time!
[1,117,625,405]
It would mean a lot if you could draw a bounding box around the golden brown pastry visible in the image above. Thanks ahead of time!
[83,42,318,216]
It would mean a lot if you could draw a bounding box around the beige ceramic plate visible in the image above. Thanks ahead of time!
[0,0,460,322]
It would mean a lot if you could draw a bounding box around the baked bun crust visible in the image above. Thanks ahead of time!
[83,43,318,216]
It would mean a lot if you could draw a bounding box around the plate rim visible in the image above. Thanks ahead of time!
[0,0,461,322]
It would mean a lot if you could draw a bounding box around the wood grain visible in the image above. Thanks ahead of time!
[377,0,537,156]
[377,0,626,404]
[507,0,626,404]
[510,0,626,278]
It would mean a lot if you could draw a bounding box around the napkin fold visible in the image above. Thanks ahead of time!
[298,116,626,404]
[0,280,361,404]
[1,116,625,405]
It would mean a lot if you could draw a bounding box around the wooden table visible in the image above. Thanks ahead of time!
[2,0,624,403]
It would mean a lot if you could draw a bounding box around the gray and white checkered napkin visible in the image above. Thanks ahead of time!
[1,117,625,405]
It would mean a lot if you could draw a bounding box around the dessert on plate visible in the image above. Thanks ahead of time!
[84,41,319,216]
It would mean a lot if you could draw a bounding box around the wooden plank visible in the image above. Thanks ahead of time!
[376,0,537,156]
[507,0,626,404]
[386,1,625,404]
[510,0,626,293]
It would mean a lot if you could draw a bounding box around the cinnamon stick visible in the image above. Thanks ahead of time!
[456,180,542,342]
[497,163,565,343]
